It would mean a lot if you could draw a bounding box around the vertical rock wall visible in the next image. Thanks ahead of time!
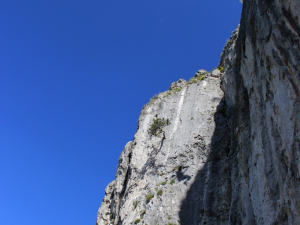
[224,0,300,224]
[97,0,300,224]
[197,0,300,224]
[96,74,227,225]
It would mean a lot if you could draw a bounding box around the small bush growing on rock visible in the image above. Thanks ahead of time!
[157,189,163,196]
[187,77,198,84]
[133,201,138,209]
[170,179,175,185]
[187,75,205,84]
[163,87,182,98]
[198,75,205,81]
[164,91,172,98]
[160,181,167,185]
[218,66,224,72]
[134,218,141,224]
[145,193,154,203]
[172,87,181,93]
[148,117,170,136]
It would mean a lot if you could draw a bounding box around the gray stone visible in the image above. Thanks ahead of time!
[97,76,224,225]
[217,0,300,224]
[195,69,208,77]
[211,69,221,78]
[96,0,300,224]
[169,79,187,90]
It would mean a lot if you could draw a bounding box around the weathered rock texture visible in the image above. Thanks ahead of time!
[218,0,300,224]
[97,73,226,225]
[97,0,300,224]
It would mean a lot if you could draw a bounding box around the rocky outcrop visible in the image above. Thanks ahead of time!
[96,0,300,224]
[219,0,300,224]
[96,72,226,225]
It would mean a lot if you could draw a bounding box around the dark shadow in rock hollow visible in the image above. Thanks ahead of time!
[179,80,252,225]
[178,97,232,225]
[175,170,191,185]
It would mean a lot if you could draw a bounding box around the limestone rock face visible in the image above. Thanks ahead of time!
[218,0,300,224]
[96,74,226,225]
[96,0,300,224]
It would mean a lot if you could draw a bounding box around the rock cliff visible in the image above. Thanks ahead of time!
[96,0,300,224]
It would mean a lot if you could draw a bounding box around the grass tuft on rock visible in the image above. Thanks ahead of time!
[145,193,154,203]
[187,75,205,84]
[133,201,138,209]
[157,189,163,196]
[160,181,167,185]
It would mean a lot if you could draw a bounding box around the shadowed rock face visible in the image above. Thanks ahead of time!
[97,0,300,224]
[219,0,300,224]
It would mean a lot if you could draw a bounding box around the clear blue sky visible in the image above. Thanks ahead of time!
[0,1,242,224]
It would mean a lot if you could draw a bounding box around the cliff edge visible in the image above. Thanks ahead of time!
[97,0,300,224]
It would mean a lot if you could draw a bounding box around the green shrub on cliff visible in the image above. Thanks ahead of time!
[187,75,205,84]
[145,193,154,203]
[148,117,170,136]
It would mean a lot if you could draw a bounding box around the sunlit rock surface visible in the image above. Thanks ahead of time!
[97,0,300,224]
[97,74,225,225]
